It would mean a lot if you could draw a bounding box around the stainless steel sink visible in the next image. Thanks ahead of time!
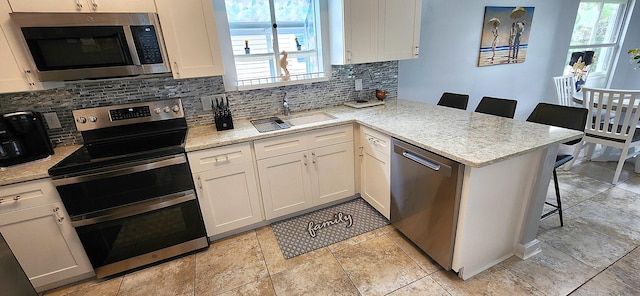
[250,112,336,133]
[250,117,290,133]
[285,112,336,126]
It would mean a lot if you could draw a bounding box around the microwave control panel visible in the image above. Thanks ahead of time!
[131,25,163,64]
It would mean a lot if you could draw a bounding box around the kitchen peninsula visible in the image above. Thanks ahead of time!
[186,98,582,279]
[0,99,582,287]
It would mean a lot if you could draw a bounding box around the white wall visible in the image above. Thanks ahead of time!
[398,0,581,119]
[609,0,640,89]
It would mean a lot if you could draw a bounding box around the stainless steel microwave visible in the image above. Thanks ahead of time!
[9,12,171,81]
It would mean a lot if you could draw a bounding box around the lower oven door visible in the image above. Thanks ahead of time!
[51,154,208,278]
[73,193,207,278]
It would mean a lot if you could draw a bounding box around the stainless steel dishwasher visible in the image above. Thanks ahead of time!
[390,138,464,270]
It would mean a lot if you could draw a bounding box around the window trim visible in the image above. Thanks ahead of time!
[565,0,632,88]
[213,0,330,91]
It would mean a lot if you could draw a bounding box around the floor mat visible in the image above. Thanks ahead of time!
[271,197,389,259]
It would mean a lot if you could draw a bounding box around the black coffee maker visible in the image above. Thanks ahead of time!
[0,111,54,167]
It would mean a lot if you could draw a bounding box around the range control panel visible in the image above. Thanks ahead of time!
[72,99,184,131]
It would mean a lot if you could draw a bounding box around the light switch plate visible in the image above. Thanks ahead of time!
[43,112,62,129]
[201,95,213,111]
[355,79,363,91]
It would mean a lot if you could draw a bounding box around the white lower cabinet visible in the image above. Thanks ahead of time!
[256,125,355,220]
[0,179,93,292]
[257,151,313,220]
[188,143,263,236]
[359,126,391,219]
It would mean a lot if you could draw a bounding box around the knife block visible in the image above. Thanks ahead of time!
[214,112,234,131]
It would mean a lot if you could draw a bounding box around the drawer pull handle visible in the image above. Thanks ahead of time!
[53,207,65,224]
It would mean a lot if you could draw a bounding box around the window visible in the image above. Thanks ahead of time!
[221,0,326,90]
[564,0,630,88]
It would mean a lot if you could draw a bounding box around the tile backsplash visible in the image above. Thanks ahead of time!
[0,61,397,147]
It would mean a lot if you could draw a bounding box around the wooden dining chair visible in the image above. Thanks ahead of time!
[553,75,577,106]
[474,96,517,118]
[437,92,469,110]
[564,87,640,184]
[527,103,587,226]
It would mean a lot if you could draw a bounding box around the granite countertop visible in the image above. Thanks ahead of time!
[0,145,81,187]
[0,98,582,187]
[186,98,583,167]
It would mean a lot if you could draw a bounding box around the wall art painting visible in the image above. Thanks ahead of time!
[478,6,535,67]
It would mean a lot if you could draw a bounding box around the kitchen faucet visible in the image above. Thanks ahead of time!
[283,93,291,116]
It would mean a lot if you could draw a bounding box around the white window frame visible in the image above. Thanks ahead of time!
[213,0,330,91]
[564,0,632,88]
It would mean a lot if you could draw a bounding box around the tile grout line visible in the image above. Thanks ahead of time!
[380,231,453,296]
[327,240,363,296]
[567,245,639,294]
[253,228,280,296]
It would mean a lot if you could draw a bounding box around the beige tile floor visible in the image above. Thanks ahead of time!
[43,157,640,296]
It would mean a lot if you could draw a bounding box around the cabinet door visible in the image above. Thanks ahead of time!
[194,162,263,236]
[360,148,390,219]
[0,26,30,93]
[359,126,390,218]
[0,202,93,291]
[310,142,355,205]
[8,0,155,13]
[155,0,224,79]
[345,0,378,64]
[257,152,313,220]
[0,0,60,93]
[377,0,421,61]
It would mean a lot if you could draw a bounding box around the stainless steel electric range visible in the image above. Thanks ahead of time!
[48,99,208,278]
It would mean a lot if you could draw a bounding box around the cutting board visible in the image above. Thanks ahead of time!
[344,100,385,109]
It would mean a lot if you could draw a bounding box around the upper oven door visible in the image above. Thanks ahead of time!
[52,154,194,218]
[9,12,170,81]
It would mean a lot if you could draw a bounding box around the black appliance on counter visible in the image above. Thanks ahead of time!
[0,111,54,167]
[48,99,208,278]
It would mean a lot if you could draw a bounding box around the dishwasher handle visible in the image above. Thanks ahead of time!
[402,151,440,171]
[393,140,454,177]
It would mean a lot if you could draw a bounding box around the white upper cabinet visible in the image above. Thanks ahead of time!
[155,0,224,79]
[377,0,421,61]
[8,0,156,13]
[0,25,30,92]
[0,0,63,93]
[329,0,421,65]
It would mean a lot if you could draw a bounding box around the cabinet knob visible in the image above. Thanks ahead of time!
[91,0,98,10]
[13,195,20,201]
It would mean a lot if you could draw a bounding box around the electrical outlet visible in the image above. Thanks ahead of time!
[355,79,363,91]
[43,112,62,129]
[201,95,213,111]
[212,94,227,108]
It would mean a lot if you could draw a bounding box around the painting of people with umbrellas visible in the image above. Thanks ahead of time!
[478,6,535,66]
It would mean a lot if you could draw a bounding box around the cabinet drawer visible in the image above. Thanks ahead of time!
[254,132,307,160]
[0,179,60,214]
[188,142,253,173]
[307,124,354,149]
[361,125,391,157]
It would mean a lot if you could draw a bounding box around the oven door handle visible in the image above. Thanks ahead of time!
[52,154,187,186]
[70,190,195,227]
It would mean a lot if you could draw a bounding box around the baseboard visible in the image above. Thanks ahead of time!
[208,194,361,242]
[515,239,542,260]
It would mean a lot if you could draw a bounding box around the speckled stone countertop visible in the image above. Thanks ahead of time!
[0,145,81,186]
[186,98,583,167]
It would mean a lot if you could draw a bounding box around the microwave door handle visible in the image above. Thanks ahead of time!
[123,28,142,66]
